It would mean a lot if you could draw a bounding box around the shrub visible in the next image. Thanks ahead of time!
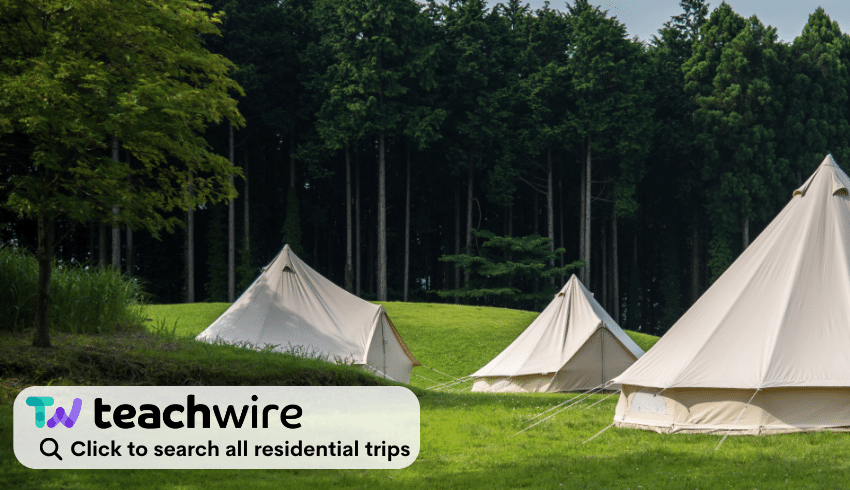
[0,246,146,334]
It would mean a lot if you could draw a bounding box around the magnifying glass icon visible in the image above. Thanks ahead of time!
[40,438,63,461]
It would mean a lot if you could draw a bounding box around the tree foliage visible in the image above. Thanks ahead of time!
[438,230,582,310]
[0,0,243,346]
[1,0,243,231]
[685,2,784,279]
[6,0,850,339]
[779,7,850,180]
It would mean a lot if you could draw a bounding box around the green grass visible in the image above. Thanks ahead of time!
[621,329,658,353]
[380,302,540,387]
[0,331,397,388]
[2,301,849,489]
[144,302,229,338]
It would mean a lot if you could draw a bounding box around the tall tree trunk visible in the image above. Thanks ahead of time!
[368,212,376,295]
[111,135,121,271]
[243,145,250,253]
[345,144,354,292]
[454,184,460,304]
[186,172,195,303]
[111,208,120,270]
[228,124,235,302]
[89,222,96,263]
[125,224,133,278]
[628,234,640,331]
[376,52,387,302]
[507,205,514,292]
[68,224,77,263]
[579,158,586,284]
[425,232,431,298]
[612,207,619,323]
[602,217,608,310]
[327,223,333,279]
[377,131,387,301]
[503,206,510,291]
[584,135,592,289]
[125,156,133,278]
[742,217,749,250]
[691,210,700,304]
[547,147,555,286]
[559,168,565,284]
[355,153,361,297]
[33,212,55,348]
[533,190,539,235]
[99,223,106,267]
[640,231,651,332]
[403,144,411,302]
[186,208,195,303]
[289,133,296,190]
[465,156,474,287]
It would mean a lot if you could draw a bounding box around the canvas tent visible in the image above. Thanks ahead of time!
[471,275,644,393]
[612,155,850,434]
[196,245,419,383]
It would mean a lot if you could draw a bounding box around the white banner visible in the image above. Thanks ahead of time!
[14,386,419,469]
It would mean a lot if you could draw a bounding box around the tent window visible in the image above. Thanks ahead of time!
[630,391,667,415]
[834,187,848,197]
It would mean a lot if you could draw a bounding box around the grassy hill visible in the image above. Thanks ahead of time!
[3,302,849,489]
[0,331,393,388]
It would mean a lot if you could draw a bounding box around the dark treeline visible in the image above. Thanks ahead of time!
[3,0,849,336]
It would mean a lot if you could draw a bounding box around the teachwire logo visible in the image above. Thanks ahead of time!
[15,386,419,470]
[26,396,83,428]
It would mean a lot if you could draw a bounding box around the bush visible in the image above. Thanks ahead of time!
[0,246,146,334]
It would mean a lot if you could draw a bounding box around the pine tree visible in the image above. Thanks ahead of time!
[779,7,850,181]
[438,230,581,310]
[684,3,784,280]
[648,0,709,304]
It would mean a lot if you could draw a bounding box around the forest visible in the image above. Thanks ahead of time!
[2,0,849,336]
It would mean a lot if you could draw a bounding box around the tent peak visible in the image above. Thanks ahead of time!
[793,154,848,197]
[556,274,581,296]
[821,154,837,167]
[280,245,295,272]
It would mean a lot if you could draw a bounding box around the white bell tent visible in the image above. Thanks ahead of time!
[196,245,419,383]
[612,155,850,434]
[471,275,644,393]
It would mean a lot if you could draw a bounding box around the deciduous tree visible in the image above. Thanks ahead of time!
[0,0,243,346]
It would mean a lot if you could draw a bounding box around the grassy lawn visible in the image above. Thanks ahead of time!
[144,303,229,338]
[2,301,849,489]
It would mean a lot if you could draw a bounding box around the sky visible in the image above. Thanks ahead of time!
[516,1,850,43]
